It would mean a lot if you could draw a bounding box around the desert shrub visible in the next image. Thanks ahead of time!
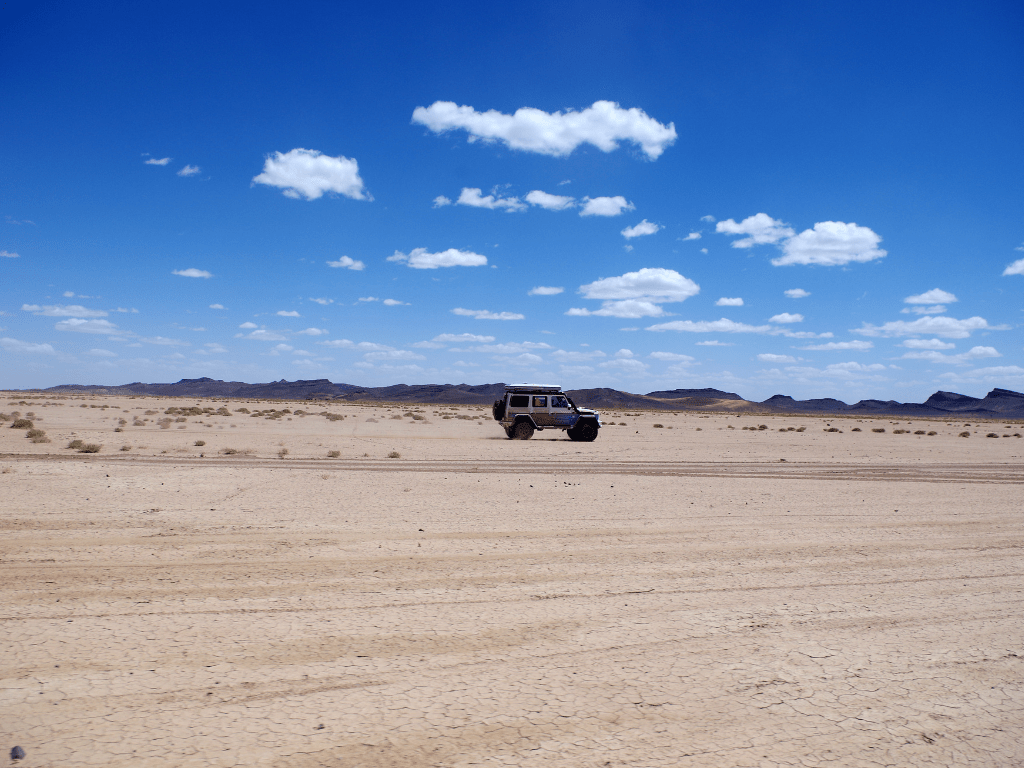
[9,418,33,429]
[411,414,425,421]
[1014,433,1022,438]
[120,445,131,452]
[365,417,378,423]
[391,414,404,420]
[758,424,767,430]
[795,426,806,432]
[442,415,452,419]
[914,430,926,435]
[0,413,8,421]
[959,431,970,438]
[387,450,401,458]
[872,428,886,433]
[27,429,50,443]
[986,433,999,438]
[852,427,862,432]
[78,443,101,453]
[221,447,241,455]
[403,411,415,417]
[327,450,341,458]
[893,429,907,434]
[927,431,937,435]
[113,427,123,432]
[653,423,664,428]
[323,412,345,421]
[194,440,206,446]
[277,448,289,458]
[144,410,157,415]
[824,427,840,433]
[157,418,172,429]
[235,408,250,414]
[727,424,735,429]
[619,422,627,426]
[695,427,702,431]
[66,439,85,449]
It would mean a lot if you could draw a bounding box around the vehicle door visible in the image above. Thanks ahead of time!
[507,394,529,421]
[548,394,575,427]
[530,395,552,426]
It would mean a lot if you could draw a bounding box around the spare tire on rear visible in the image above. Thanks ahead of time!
[492,399,506,421]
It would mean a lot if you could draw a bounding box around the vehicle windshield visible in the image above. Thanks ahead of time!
[565,395,577,410]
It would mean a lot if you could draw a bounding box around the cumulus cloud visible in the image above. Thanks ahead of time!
[902,346,1001,365]
[357,297,378,303]
[1002,258,1024,276]
[308,298,333,305]
[579,196,634,217]
[901,304,948,315]
[433,195,452,207]
[473,342,551,354]
[23,303,108,318]
[144,157,171,166]
[646,318,774,334]
[716,213,794,248]
[252,148,369,201]
[773,221,886,266]
[551,349,607,362]
[88,348,117,357]
[525,190,576,210]
[173,268,212,278]
[621,219,661,239]
[177,165,200,177]
[237,329,287,341]
[938,365,1024,383]
[905,288,957,305]
[1,250,21,258]
[758,353,797,363]
[567,300,668,318]
[451,308,524,320]
[295,327,328,335]
[852,316,1003,339]
[209,303,225,309]
[769,313,804,324]
[799,340,873,351]
[456,187,526,212]
[1,337,55,354]
[364,349,426,361]
[411,100,677,159]
[696,340,733,346]
[785,288,810,298]
[140,336,189,347]
[389,248,487,269]
[600,358,648,373]
[54,318,125,335]
[901,338,955,350]
[238,322,258,329]
[432,333,495,343]
[649,351,695,362]
[529,286,564,296]
[200,343,227,354]
[569,268,699,318]
[382,299,407,306]
[681,232,701,241]
[326,256,365,271]
[715,297,743,307]
[277,310,300,317]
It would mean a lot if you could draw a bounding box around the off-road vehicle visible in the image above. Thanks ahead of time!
[492,384,601,441]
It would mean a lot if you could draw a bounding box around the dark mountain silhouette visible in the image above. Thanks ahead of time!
[31,379,1024,418]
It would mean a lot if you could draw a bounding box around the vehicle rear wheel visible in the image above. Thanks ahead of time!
[512,421,535,440]
[571,420,598,442]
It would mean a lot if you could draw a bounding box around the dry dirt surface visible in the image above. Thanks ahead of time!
[2,392,1023,767]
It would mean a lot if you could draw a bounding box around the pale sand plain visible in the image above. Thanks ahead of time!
[1,392,1023,767]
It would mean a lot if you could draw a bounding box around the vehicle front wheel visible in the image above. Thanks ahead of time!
[569,421,599,442]
[512,421,535,440]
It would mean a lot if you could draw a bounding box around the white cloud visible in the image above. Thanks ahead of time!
[173,268,212,278]
[451,308,524,320]
[432,333,495,343]
[412,341,444,349]
[769,312,804,324]
[852,315,1003,339]
[277,310,300,317]
[681,232,701,241]
[209,303,225,309]
[473,342,551,354]
[773,221,886,266]
[525,190,576,210]
[144,157,171,166]
[113,307,138,313]
[528,286,564,296]
[54,318,125,335]
[715,297,743,307]
[309,298,333,305]
[411,100,677,159]
[901,338,955,350]
[758,353,797,363]
[357,297,378,303]
[938,365,1024,382]
[237,329,287,341]
[566,300,668,318]
[905,288,957,304]
[253,148,369,201]
[326,256,365,270]
[295,327,328,336]
[570,268,699,318]
[696,340,733,346]
[621,219,661,239]
[88,348,117,357]
[1,337,55,354]
[551,349,607,362]
[433,195,452,207]
[649,351,695,362]
[1,250,20,258]
[389,248,487,269]
[272,344,293,354]
[716,213,794,248]
[799,340,873,351]
[238,322,258,329]
[901,305,947,315]
[23,303,108,318]
[1002,258,1024,276]
[647,318,774,334]
[456,187,525,212]
[902,346,1001,365]
[579,196,634,217]
[141,336,189,347]
[599,358,648,373]
[700,215,716,222]
[785,288,810,299]
[364,349,426,361]
[177,165,200,177]
[382,299,407,306]
[201,343,227,354]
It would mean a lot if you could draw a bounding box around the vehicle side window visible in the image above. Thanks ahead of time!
[533,396,547,408]
[509,395,528,408]
[551,395,568,409]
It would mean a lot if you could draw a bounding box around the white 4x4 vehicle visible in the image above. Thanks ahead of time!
[492,384,601,441]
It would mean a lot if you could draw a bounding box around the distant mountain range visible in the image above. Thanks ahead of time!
[25,378,1024,419]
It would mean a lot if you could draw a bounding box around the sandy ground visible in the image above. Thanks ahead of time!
[2,392,1023,767]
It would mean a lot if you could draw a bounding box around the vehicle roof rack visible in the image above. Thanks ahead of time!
[504,384,562,393]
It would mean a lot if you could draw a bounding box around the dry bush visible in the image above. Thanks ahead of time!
[959,431,971,438]
[824,427,840,433]
[194,440,206,446]
[928,431,937,435]
[695,427,702,431]
[220,447,252,455]
[851,427,862,432]
[365,417,378,423]
[235,407,250,413]
[893,429,907,434]
[277,448,289,458]
[78,443,101,453]
[727,424,735,429]
[411,413,426,421]
[322,412,345,421]
[26,429,50,443]
[9,418,33,429]
[157,418,172,429]
[391,414,404,420]
[872,428,886,433]
[442,415,452,419]
[120,445,131,452]
[652,423,664,428]
[795,426,806,432]
[144,410,157,415]
[327,450,341,458]
[914,430,926,435]
[66,439,85,449]
[387,450,401,458]
[986,433,999,438]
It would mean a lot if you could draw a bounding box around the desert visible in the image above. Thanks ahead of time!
[2,391,1023,767]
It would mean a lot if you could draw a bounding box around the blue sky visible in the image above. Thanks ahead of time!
[2,0,1022,401]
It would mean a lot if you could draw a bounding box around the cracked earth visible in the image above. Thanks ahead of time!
[2,396,1022,766]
